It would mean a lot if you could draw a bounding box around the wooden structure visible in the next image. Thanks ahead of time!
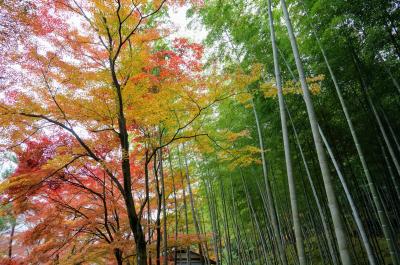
[169,249,217,265]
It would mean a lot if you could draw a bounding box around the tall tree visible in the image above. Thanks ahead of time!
[266,1,306,264]
[279,0,352,264]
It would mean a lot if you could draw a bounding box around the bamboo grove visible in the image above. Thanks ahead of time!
[0,0,399,264]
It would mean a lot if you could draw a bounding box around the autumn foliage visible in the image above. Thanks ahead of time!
[0,0,259,264]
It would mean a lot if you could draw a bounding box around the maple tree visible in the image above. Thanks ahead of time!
[0,1,256,264]
[1,135,217,264]
[2,0,399,264]
[2,136,131,264]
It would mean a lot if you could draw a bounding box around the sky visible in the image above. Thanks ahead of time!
[168,5,208,43]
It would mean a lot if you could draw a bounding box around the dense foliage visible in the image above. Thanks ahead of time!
[0,0,399,265]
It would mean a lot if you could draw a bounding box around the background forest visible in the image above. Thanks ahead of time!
[0,0,399,265]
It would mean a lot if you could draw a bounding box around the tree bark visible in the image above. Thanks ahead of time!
[154,152,162,265]
[110,52,148,265]
[8,221,15,259]
[114,248,123,265]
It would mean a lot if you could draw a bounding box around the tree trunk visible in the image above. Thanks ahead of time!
[319,127,377,265]
[142,152,151,265]
[351,48,400,265]
[110,54,148,265]
[8,221,15,259]
[182,145,206,265]
[122,191,147,265]
[218,176,233,265]
[135,230,148,265]
[155,152,162,265]
[285,101,339,265]
[208,179,221,265]
[251,97,288,265]
[168,153,179,265]
[204,177,220,265]
[380,107,400,154]
[114,248,123,265]
[381,142,400,201]
[158,146,168,265]
[240,170,271,264]
[280,1,352,264]
[230,178,251,265]
[301,12,400,262]
[177,147,191,264]
[377,53,400,95]
[267,0,306,263]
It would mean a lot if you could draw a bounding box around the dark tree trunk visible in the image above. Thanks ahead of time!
[8,222,15,259]
[114,248,123,265]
